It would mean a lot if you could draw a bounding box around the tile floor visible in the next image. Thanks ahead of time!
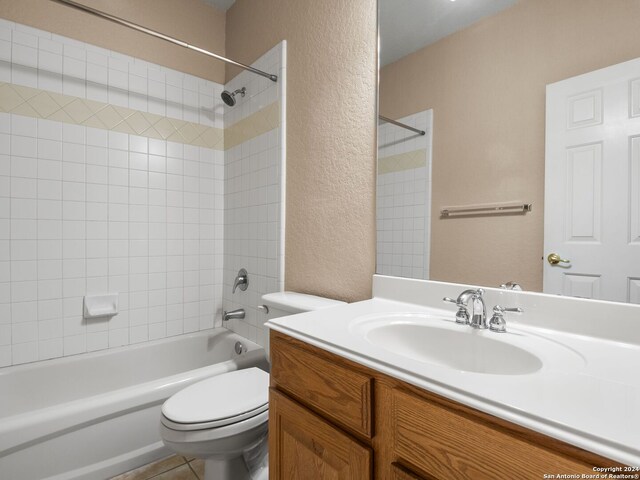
[111,455,204,480]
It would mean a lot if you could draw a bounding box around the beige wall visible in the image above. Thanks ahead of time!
[380,0,640,291]
[0,0,226,83]
[226,0,378,302]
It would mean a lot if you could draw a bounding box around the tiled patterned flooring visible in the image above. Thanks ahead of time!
[111,455,204,480]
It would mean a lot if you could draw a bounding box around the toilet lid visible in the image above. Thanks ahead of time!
[162,368,269,426]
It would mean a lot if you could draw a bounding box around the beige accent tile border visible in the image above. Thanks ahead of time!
[224,102,280,150]
[0,82,224,150]
[378,149,427,174]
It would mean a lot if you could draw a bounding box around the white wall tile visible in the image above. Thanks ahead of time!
[12,341,37,364]
[0,156,8,177]
[2,299,22,323]
[38,260,62,281]
[63,143,85,164]
[86,165,107,185]
[86,221,109,240]
[11,156,37,178]
[38,139,62,161]
[1,19,230,367]
[63,334,85,356]
[62,162,85,183]
[87,331,108,352]
[108,167,128,186]
[12,43,37,68]
[11,115,37,137]
[38,338,63,360]
[11,260,36,281]
[108,150,127,169]
[38,50,62,74]
[38,200,62,220]
[11,220,36,239]
[11,199,37,219]
[0,39,10,62]
[11,178,36,198]
[62,182,84,202]
[86,146,107,166]
[0,345,12,367]
[12,281,37,302]
[108,132,128,151]
[38,159,62,181]
[12,64,37,87]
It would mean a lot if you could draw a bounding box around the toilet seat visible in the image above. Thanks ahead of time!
[162,403,268,431]
[160,409,269,451]
[161,368,269,431]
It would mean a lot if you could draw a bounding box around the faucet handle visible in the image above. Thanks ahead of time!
[232,268,249,294]
[442,297,470,325]
[500,281,523,291]
[494,305,523,314]
[489,305,523,333]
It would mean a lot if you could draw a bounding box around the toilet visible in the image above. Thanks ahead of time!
[159,292,346,480]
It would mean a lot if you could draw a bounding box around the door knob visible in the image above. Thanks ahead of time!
[547,253,570,265]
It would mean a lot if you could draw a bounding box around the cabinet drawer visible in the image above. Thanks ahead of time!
[270,331,373,438]
[391,388,598,480]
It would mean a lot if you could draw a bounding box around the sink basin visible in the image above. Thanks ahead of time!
[350,313,584,375]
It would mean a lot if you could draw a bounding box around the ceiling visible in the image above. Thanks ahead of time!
[202,0,236,12]
[201,0,520,66]
[379,0,520,66]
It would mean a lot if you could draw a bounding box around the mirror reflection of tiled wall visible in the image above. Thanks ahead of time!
[377,110,432,279]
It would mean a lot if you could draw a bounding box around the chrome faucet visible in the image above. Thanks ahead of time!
[444,288,524,333]
[223,308,245,322]
[444,288,488,328]
[443,288,483,325]
[232,268,249,294]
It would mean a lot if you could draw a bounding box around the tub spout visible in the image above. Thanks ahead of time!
[223,308,245,322]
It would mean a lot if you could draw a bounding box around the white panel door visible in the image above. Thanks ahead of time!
[545,57,640,303]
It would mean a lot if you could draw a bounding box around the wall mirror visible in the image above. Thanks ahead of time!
[377,0,640,304]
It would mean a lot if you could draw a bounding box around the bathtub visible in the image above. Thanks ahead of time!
[0,328,268,480]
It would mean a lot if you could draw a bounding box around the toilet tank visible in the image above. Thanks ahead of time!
[261,292,346,319]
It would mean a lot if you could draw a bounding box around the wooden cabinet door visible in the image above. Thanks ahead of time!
[391,463,426,480]
[269,388,372,480]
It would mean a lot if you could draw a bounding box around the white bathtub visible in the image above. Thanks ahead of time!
[0,328,268,480]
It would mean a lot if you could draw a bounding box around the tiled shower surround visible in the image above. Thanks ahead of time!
[222,43,285,348]
[377,110,432,279]
[0,19,284,366]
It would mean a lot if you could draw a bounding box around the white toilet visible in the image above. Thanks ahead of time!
[159,292,346,480]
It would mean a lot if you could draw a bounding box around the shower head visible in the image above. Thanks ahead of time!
[221,87,246,107]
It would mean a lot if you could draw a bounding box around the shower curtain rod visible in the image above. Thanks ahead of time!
[50,0,278,82]
[379,115,426,136]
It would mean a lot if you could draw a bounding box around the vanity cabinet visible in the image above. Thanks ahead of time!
[269,330,619,480]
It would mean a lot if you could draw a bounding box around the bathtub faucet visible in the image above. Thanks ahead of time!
[223,308,245,322]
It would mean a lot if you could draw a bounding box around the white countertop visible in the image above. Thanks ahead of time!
[265,277,640,467]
